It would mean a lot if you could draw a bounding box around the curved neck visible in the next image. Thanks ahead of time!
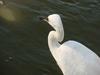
[48,26,64,53]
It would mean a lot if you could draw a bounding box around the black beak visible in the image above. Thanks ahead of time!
[39,16,46,21]
[39,16,48,21]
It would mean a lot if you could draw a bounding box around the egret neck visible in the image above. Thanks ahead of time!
[48,22,64,53]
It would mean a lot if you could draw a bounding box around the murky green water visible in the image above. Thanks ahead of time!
[0,0,100,75]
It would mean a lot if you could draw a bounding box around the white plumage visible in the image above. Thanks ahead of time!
[43,14,100,75]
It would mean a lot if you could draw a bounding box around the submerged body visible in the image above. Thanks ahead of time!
[42,14,100,75]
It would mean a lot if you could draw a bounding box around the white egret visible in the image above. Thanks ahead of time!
[40,14,100,75]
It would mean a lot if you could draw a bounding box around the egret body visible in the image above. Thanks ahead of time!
[42,14,100,75]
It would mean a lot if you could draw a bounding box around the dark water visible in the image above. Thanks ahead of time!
[0,0,100,75]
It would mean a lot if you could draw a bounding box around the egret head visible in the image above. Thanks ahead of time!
[40,14,63,30]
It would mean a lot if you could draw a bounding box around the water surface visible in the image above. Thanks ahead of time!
[0,0,100,75]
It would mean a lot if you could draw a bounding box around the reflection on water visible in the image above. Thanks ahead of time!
[0,0,100,75]
[0,6,16,21]
[0,0,4,5]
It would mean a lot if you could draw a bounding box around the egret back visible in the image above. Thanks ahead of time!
[52,40,100,75]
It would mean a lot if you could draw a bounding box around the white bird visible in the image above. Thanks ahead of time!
[41,14,100,75]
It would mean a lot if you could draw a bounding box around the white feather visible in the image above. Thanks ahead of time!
[45,14,100,75]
